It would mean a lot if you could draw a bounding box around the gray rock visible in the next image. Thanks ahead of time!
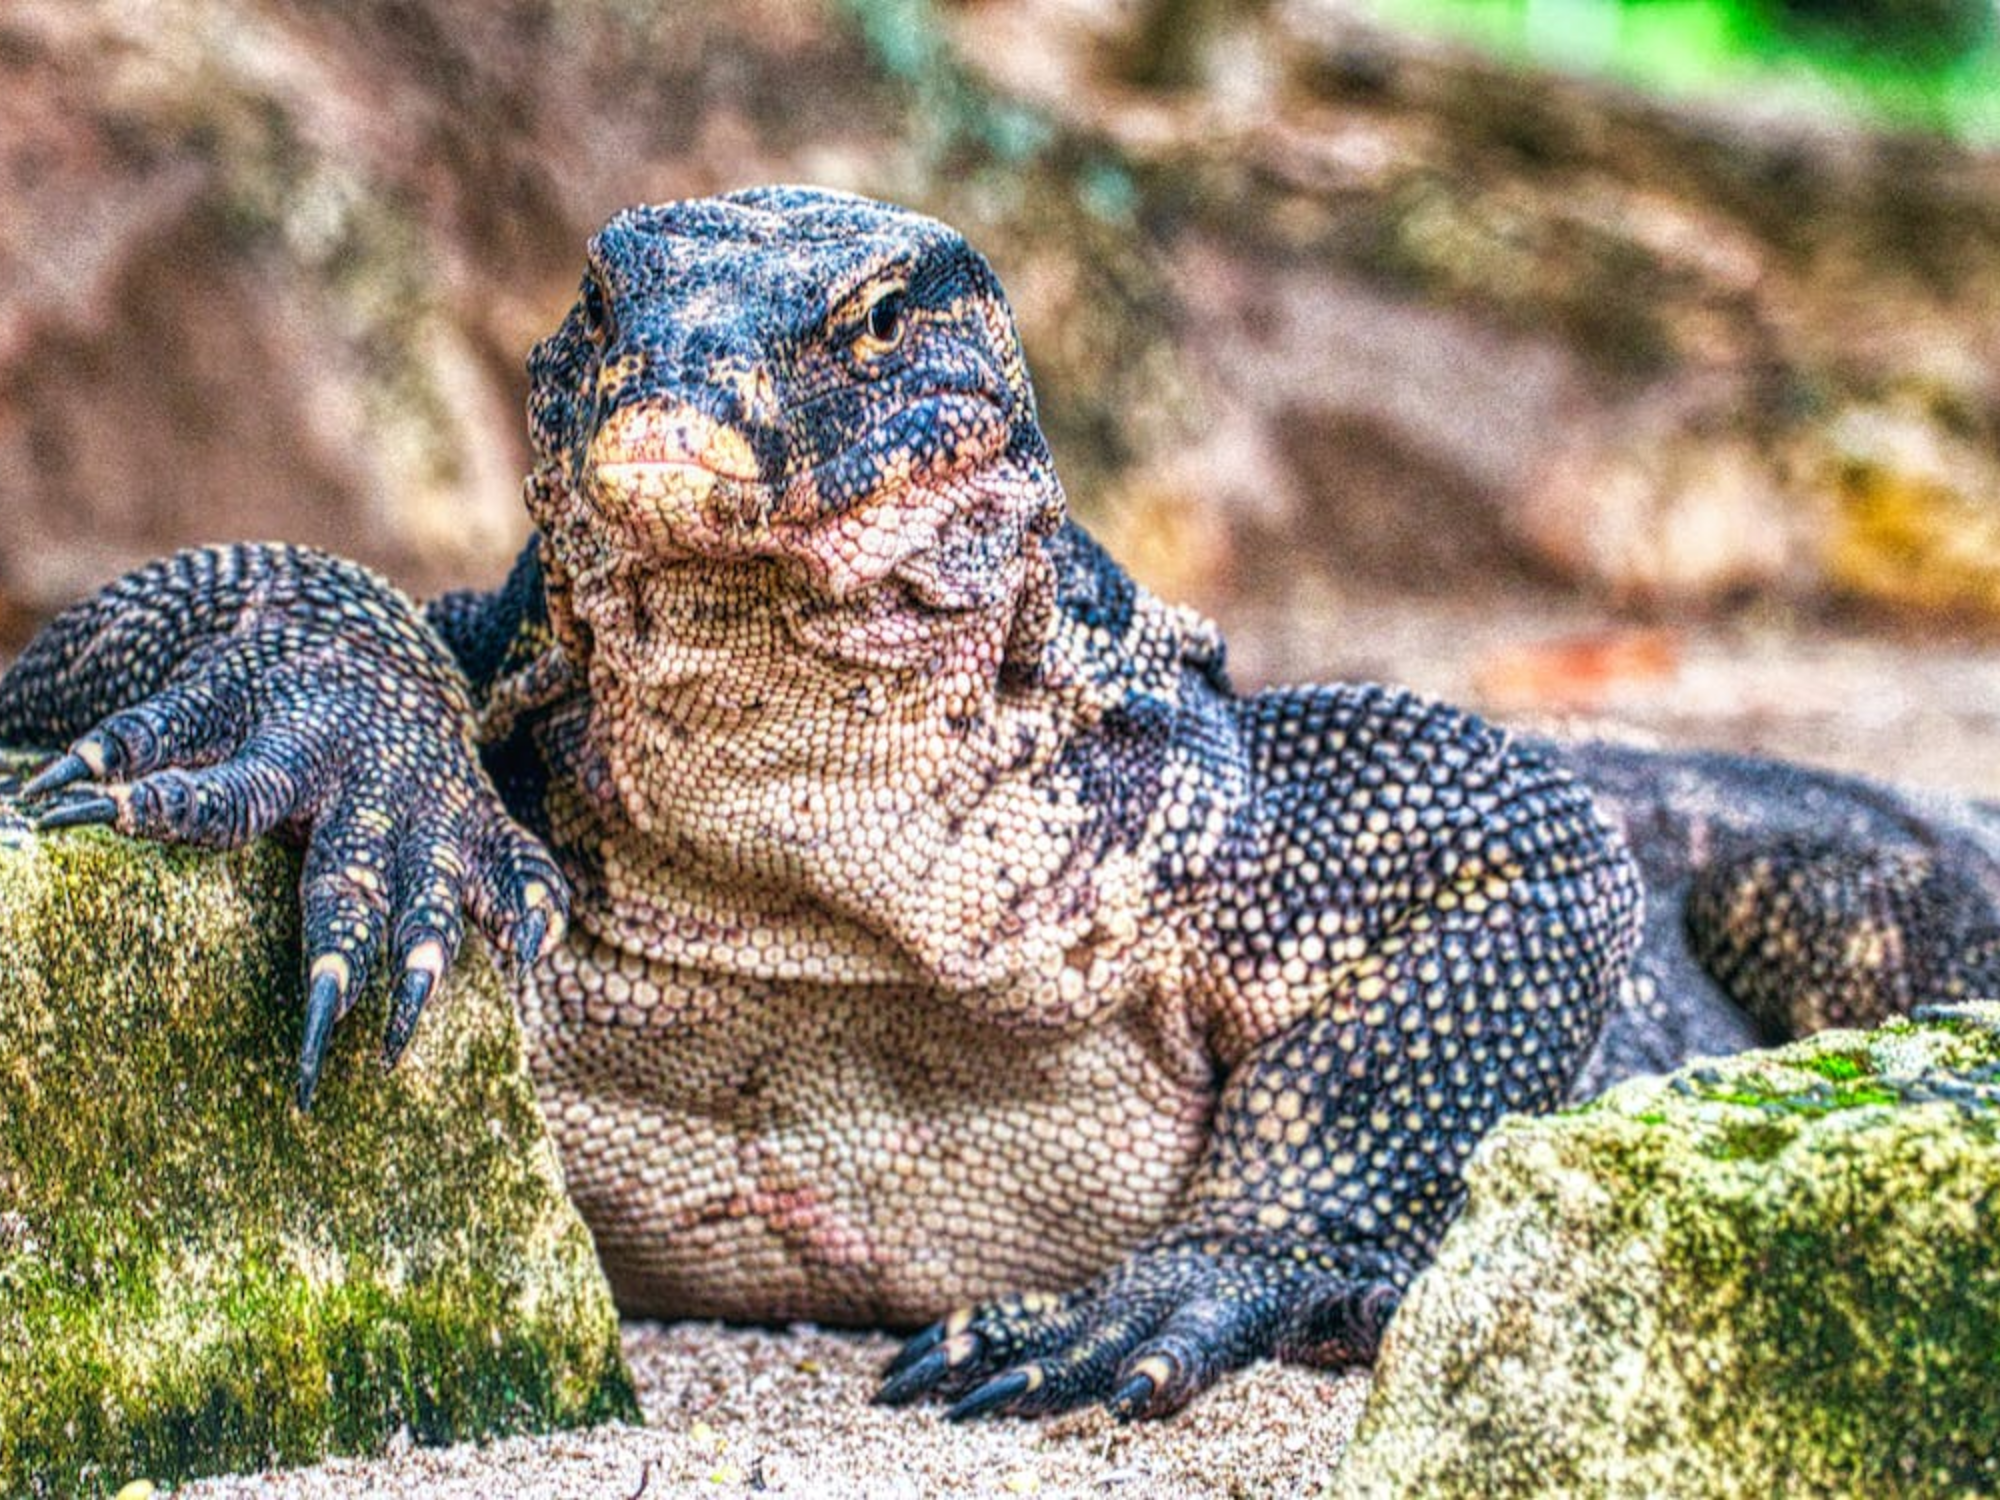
[0,786,638,1499]
[1330,1011,2000,1499]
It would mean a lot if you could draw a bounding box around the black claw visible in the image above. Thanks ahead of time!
[1107,1372,1158,1421]
[21,752,93,801]
[945,1370,1034,1423]
[384,967,435,1066]
[881,1322,949,1380]
[514,906,550,974]
[874,1347,952,1406]
[33,794,119,832]
[297,970,344,1111]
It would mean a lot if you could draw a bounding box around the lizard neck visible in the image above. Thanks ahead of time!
[582,555,1051,834]
[542,538,1141,1002]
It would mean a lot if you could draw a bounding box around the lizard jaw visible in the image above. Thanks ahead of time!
[585,402,773,550]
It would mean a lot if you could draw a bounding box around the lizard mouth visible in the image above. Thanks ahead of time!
[589,403,764,480]
[583,392,1016,588]
[584,403,774,546]
[589,460,773,537]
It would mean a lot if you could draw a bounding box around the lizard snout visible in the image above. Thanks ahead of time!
[585,402,773,548]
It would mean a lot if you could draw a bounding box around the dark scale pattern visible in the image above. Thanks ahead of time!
[13,186,1989,1423]
[888,685,1642,1420]
[1687,836,2000,1038]
[1551,740,2000,1094]
[424,541,551,704]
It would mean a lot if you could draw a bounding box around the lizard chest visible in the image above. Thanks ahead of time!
[513,928,1219,1325]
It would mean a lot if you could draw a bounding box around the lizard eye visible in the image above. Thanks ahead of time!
[580,273,616,348]
[855,287,908,360]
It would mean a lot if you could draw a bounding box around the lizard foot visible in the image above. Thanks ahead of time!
[4,547,570,1106]
[875,1235,1408,1422]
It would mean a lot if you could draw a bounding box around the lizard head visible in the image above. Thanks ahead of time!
[525,187,1066,622]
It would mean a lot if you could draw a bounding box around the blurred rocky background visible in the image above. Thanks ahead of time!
[4,0,1998,791]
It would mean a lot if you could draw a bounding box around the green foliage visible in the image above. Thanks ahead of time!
[1370,0,2000,141]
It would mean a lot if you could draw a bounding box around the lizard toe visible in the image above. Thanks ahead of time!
[380,847,469,1065]
[294,791,402,1106]
[466,816,569,975]
[944,1367,1041,1422]
[30,790,120,832]
[877,1289,1080,1409]
[899,1237,1417,1421]
[1274,1275,1403,1368]
[874,1327,998,1407]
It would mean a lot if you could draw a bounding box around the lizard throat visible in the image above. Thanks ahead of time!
[542,540,1130,997]
[581,548,1038,827]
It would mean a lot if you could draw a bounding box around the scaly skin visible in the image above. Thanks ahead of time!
[5,187,1995,1421]
[1558,740,2000,1097]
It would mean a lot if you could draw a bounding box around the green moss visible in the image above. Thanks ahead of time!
[1333,1019,2000,1497]
[1640,1103,2000,1491]
[1706,1114,1795,1162]
[0,803,637,1497]
[1801,1049,1873,1082]
[1678,1064,1923,1118]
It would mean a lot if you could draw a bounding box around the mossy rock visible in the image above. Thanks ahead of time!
[0,777,638,1497]
[1330,1014,2000,1499]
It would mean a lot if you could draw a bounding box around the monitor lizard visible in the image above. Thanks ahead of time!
[3,187,1996,1422]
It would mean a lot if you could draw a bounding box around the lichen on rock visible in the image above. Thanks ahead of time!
[1329,1012,2000,1499]
[0,772,638,1498]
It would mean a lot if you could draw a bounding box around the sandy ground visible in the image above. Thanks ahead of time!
[175,1323,1372,1499]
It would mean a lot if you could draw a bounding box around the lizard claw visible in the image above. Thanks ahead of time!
[32,792,120,832]
[514,906,550,978]
[873,1346,954,1407]
[384,967,436,1066]
[1106,1370,1158,1422]
[945,1368,1038,1422]
[879,1319,949,1380]
[297,965,348,1111]
[20,750,95,800]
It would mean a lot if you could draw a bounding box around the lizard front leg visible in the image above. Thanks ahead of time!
[880,686,1642,1420]
[0,542,567,1103]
